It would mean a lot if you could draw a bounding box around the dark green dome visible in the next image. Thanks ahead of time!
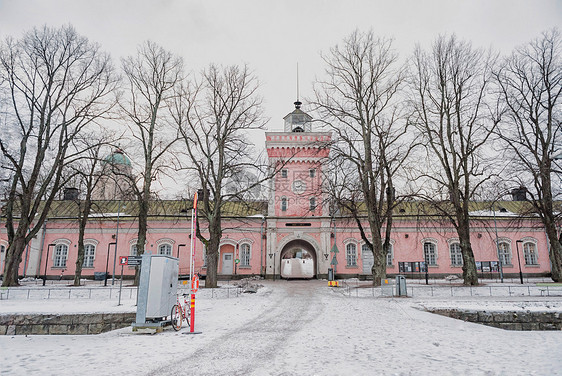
[104,150,131,166]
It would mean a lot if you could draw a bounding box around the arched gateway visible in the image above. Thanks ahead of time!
[279,239,318,279]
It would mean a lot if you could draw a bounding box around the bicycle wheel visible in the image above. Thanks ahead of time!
[170,304,183,331]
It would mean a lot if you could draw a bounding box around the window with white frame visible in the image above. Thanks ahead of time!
[498,242,511,265]
[53,244,68,267]
[158,243,172,256]
[386,243,393,266]
[423,241,437,265]
[346,243,357,266]
[130,244,138,256]
[240,243,251,266]
[83,244,96,268]
[281,197,287,211]
[523,242,538,265]
[449,243,463,266]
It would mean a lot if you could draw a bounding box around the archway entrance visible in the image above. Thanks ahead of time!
[279,239,317,279]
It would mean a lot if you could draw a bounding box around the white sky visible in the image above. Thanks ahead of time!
[1,0,560,132]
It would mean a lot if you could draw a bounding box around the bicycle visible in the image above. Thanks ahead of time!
[170,293,190,331]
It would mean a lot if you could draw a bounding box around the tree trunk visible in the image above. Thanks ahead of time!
[203,219,222,288]
[457,214,479,285]
[371,230,386,286]
[545,216,562,282]
[134,201,148,286]
[2,236,27,287]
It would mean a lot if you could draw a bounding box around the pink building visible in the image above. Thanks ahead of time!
[0,102,553,281]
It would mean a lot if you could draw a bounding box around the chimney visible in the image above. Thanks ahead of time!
[63,187,79,201]
[511,186,528,201]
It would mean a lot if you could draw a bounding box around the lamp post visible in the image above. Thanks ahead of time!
[515,240,524,284]
[105,242,116,287]
[43,244,56,286]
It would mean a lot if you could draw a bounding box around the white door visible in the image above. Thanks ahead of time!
[222,253,233,275]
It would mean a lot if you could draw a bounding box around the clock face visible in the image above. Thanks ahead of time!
[292,180,306,194]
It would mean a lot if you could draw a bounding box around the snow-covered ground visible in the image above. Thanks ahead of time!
[1,280,562,375]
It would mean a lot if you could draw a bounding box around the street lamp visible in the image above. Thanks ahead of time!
[104,242,116,287]
[424,249,429,285]
[43,244,56,286]
[177,243,186,259]
[515,240,524,284]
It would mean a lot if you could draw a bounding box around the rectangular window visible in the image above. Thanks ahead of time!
[281,198,287,211]
[423,242,437,265]
[386,245,393,266]
[346,243,357,266]
[83,244,95,268]
[281,169,288,178]
[54,244,68,268]
[241,244,251,267]
[498,242,511,265]
[449,243,463,266]
[523,243,538,265]
[309,169,316,178]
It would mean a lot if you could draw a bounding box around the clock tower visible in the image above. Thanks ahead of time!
[265,101,331,218]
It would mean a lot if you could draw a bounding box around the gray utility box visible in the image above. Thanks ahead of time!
[134,254,178,328]
[395,275,407,296]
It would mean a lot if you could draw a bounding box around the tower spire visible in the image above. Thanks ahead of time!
[294,62,301,109]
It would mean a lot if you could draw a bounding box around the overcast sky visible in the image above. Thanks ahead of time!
[1,0,560,133]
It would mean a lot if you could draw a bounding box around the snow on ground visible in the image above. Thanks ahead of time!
[1,280,562,376]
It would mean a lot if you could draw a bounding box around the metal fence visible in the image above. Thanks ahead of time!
[0,282,243,301]
[339,280,562,298]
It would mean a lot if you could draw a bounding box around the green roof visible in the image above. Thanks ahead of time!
[104,151,131,166]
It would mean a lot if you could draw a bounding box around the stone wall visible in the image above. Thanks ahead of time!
[429,308,562,330]
[0,312,136,335]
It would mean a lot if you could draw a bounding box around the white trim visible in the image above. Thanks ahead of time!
[156,238,176,246]
[53,238,71,246]
[84,238,99,246]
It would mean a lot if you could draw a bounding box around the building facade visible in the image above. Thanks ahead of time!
[0,102,553,281]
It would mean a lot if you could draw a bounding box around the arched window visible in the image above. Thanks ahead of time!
[423,241,437,266]
[523,242,538,265]
[83,244,96,268]
[498,242,511,265]
[130,244,138,256]
[53,244,69,268]
[240,243,251,266]
[281,197,287,211]
[346,243,357,267]
[309,197,316,211]
[449,243,463,266]
[158,243,172,256]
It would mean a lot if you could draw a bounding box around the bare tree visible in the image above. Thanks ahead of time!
[67,131,118,286]
[173,64,267,288]
[494,28,562,281]
[120,41,183,284]
[0,25,117,286]
[409,35,497,285]
[312,30,411,286]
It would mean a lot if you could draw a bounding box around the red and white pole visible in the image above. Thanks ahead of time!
[189,192,198,333]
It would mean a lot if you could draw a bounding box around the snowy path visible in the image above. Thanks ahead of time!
[1,280,562,375]
[148,281,320,376]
